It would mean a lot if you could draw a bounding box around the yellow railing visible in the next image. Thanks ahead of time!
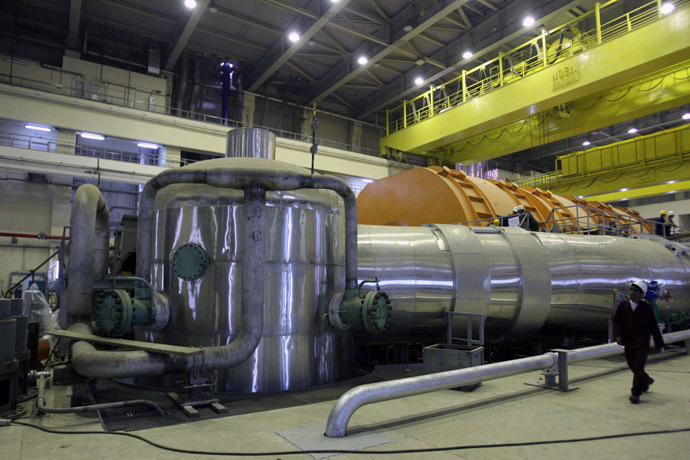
[385,0,689,135]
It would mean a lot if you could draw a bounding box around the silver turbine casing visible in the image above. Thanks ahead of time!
[356,224,690,343]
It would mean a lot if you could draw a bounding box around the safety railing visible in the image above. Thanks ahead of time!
[385,0,689,135]
[0,130,192,168]
[454,203,686,237]
[0,68,382,159]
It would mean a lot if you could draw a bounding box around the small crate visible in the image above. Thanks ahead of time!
[423,343,484,373]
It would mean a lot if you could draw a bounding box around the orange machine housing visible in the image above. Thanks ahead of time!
[357,166,651,233]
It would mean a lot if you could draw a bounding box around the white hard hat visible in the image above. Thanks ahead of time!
[668,210,675,216]
[630,280,647,295]
[513,205,525,212]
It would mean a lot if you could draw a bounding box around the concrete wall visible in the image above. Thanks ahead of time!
[0,174,70,294]
[0,54,171,114]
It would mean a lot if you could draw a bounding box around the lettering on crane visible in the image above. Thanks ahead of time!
[553,63,580,90]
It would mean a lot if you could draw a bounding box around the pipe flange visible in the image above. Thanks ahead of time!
[361,290,391,333]
[93,289,132,337]
[172,243,210,281]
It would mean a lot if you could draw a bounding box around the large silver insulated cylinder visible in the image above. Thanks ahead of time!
[137,130,351,394]
[356,225,690,343]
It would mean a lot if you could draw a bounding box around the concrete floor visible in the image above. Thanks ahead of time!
[2,348,689,459]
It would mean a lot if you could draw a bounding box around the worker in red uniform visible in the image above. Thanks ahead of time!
[611,280,665,404]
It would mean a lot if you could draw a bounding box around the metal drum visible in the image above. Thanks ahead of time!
[356,225,690,343]
[136,174,351,394]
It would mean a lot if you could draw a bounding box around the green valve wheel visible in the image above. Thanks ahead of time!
[172,243,210,281]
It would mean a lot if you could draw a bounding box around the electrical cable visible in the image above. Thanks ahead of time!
[7,421,690,456]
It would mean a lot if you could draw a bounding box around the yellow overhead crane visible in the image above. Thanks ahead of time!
[380,0,690,163]
[516,122,690,200]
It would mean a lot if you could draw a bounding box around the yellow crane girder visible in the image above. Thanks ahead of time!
[380,5,690,158]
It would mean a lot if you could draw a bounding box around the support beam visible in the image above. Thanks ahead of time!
[355,0,588,119]
[307,0,471,105]
[450,62,690,164]
[163,0,209,72]
[247,0,351,92]
[66,0,83,52]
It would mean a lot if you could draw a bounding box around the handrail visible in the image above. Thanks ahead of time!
[0,69,383,159]
[385,0,689,135]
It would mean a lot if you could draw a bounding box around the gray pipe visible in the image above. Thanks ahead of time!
[66,184,110,325]
[203,186,266,369]
[325,329,690,438]
[36,371,164,416]
[69,323,177,377]
[136,164,358,291]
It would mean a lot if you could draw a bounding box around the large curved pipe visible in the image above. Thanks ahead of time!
[133,164,356,373]
[325,330,690,438]
[66,184,110,325]
[69,324,178,377]
[136,165,358,291]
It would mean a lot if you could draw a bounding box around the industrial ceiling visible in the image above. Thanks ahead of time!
[1,0,687,172]
[1,0,603,119]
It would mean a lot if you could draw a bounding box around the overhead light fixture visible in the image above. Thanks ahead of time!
[80,133,105,141]
[357,56,368,65]
[660,2,675,14]
[619,188,629,192]
[582,140,591,146]
[522,16,536,27]
[137,142,159,149]
[403,22,414,32]
[330,0,340,3]
[628,127,638,134]
[288,32,300,43]
[361,178,374,183]
[415,58,425,66]
[462,51,473,59]
[667,180,677,184]
[184,0,197,9]
[25,124,51,132]
[414,76,424,85]
[683,112,690,120]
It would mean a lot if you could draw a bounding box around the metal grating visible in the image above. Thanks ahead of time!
[91,379,259,432]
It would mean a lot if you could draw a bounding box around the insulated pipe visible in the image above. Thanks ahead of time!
[202,186,266,369]
[132,162,356,373]
[36,371,164,416]
[325,330,690,438]
[66,184,110,325]
[136,164,358,292]
[69,323,176,377]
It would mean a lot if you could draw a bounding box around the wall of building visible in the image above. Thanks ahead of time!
[0,173,70,295]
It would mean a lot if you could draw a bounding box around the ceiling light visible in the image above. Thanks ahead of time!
[462,51,473,59]
[184,0,197,9]
[288,32,300,43]
[361,178,374,183]
[619,188,629,192]
[628,127,638,134]
[414,76,424,85]
[357,56,368,65]
[522,16,536,27]
[80,133,105,141]
[660,2,675,14]
[137,142,159,149]
[330,0,340,3]
[415,58,425,66]
[25,124,51,132]
[667,180,677,184]
[683,112,690,120]
[403,24,414,32]
[582,140,591,146]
